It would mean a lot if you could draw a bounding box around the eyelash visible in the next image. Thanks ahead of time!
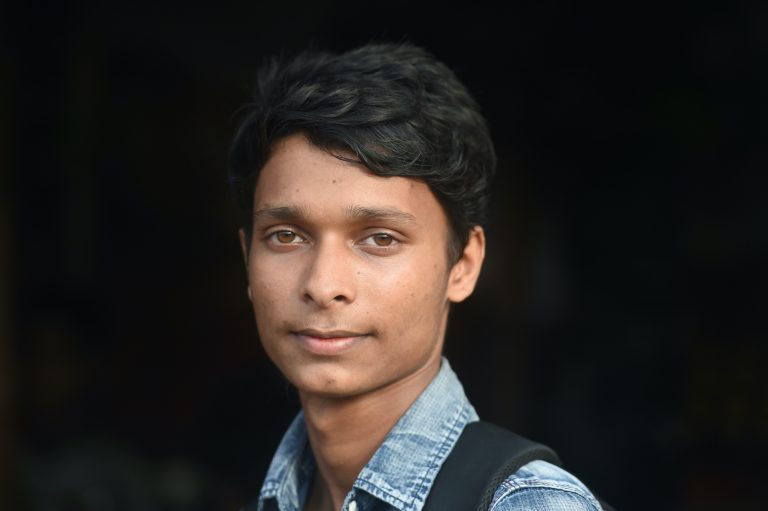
[264,229,401,250]
[360,233,399,248]
[266,230,307,245]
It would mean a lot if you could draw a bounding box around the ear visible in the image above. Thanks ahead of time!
[238,228,249,267]
[446,226,486,303]
[238,228,253,302]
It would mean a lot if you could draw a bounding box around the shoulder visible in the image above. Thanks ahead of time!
[488,460,604,511]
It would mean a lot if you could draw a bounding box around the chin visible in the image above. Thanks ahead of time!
[295,378,369,399]
[283,361,368,398]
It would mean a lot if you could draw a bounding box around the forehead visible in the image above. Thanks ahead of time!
[253,134,449,230]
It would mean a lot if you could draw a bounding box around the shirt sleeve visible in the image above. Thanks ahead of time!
[488,461,603,511]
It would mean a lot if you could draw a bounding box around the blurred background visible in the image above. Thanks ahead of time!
[2,1,766,510]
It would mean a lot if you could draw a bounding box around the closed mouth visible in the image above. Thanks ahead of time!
[291,328,370,356]
[293,328,368,339]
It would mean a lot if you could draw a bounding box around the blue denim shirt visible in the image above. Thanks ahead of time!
[253,359,603,511]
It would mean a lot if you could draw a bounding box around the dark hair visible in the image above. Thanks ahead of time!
[228,42,496,263]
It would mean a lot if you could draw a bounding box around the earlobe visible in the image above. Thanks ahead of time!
[239,228,252,302]
[238,228,249,269]
[446,226,486,303]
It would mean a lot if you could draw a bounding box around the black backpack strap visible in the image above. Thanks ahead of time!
[423,421,561,511]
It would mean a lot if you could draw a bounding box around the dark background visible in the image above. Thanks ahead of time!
[2,1,766,510]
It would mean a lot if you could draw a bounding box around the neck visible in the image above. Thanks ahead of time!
[301,355,442,511]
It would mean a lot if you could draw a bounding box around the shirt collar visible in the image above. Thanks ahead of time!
[257,411,315,511]
[257,358,478,511]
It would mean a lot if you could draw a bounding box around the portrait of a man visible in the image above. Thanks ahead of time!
[228,43,606,511]
[5,4,763,511]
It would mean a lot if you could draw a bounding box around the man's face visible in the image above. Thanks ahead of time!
[240,133,482,398]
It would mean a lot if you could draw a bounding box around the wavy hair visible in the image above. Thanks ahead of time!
[228,42,496,263]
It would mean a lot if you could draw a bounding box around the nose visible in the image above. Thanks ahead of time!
[300,237,356,308]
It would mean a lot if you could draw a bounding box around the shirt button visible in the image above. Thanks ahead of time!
[348,499,358,511]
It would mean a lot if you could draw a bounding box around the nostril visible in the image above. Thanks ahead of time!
[300,249,356,306]
[323,295,346,307]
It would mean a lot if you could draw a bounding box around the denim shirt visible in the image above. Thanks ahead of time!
[253,359,603,511]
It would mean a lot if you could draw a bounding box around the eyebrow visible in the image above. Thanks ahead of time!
[252,205,311,224]
[252,204,417,225]
[344,205,418,225]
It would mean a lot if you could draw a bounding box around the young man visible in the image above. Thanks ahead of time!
[229,43,604,511]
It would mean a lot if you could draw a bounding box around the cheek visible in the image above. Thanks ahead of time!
[249,264,291,321]
[378,262,448,324]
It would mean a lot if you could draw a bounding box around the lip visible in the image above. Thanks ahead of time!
[292,329,369,356]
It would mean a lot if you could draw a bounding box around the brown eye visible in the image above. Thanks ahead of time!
[275,231,298,243]
[372,234,394,246]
